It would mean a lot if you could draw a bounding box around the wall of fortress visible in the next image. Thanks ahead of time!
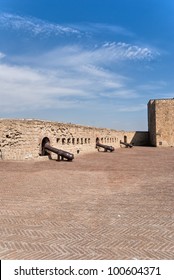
[0,119,149,160]
[148,99,174,147]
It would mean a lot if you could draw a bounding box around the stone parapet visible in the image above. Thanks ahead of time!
[0,119,149,160]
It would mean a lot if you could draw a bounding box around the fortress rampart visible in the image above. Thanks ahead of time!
[0,119,148,160]
[1,98,173,160]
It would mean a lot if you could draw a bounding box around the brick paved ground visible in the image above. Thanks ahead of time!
[0,147,174,259]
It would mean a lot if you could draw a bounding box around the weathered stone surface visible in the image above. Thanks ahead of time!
[1,97,173,159]
[148,99,174,147]
[0,119,149,160]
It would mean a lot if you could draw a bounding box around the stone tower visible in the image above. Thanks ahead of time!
[148,98,174,147]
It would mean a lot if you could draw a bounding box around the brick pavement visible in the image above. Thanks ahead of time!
[0,147,174,259]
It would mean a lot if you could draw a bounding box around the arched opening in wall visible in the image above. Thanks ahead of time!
[96,137,99,144]
[124,135,127,143]
[62,138,66,145]
[41,137,50,156]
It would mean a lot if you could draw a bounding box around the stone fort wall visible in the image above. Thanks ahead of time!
[148,99,174,147]
[0,119,149,160]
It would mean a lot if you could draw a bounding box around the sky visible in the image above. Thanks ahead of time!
[0,0,174,131]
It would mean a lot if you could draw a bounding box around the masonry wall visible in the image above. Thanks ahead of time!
[155,99,174,147]
[0,119,149,160]
[148,99,174,147]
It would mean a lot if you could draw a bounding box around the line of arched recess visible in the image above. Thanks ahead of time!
[56,137,120,145]
[96,137,119,144]
[56,137,91,145]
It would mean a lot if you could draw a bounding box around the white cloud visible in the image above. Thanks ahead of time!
[101,42,159,61]
[33,41,158,73]
[0,11,160,118]
[118,104,147,112]
[0,60,125,112]
[137,81,167,91]
[0,52,5,59]
[0,38,160,115]
[0,51,131,114]
[0,13,81,36]
[71,22,134,37]
[0,13,160,64]
[100,89,138,99]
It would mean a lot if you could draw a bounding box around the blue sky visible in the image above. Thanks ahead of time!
[0,0,174,130]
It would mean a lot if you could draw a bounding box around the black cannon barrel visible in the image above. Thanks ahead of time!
[120,141,133,148]
[44,143,74,161]
[96,142,114,152]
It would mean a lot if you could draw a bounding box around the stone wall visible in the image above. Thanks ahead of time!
[0,119,149,160]
[148,99,174,147]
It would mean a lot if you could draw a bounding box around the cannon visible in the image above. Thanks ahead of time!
[120,141,133,148]
[96,142,114,152]
[44,143,74,161]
